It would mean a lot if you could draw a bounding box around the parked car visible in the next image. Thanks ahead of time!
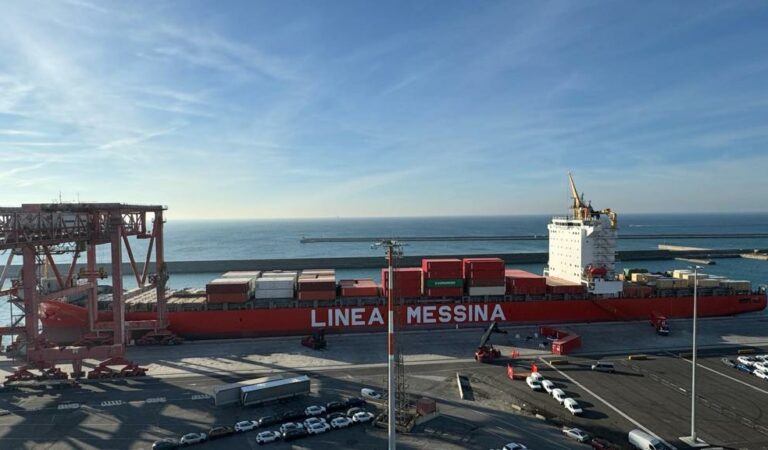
[279,422,304,435]
[179,432,207,446]
[525,376,543,391]
[207,426,235,440]
[234,420,258,433]
[562,427,590,443]
[306,421,330,435]
[529,372,544,382]
[735,363,753,373]
[563,398,583,415]
[590,437,620,449]
[627,429,673,450]
[361,388,384,400]
[0,409,11,416]
[541,379,555,394]
[591,361,616,373]
[737,355,756,366]
[255,430,280,444]
[551,388,567,404]
[151,438,179,450]
[347,407,365,418]
[754,370,768,380]
[352,411,375,423]
[258,415,281,427]
[303,417,326,428]
[304,405,326,416]
[721,357,735,368]
[755,354,768,362]
[281,410,306,422]
[753,361,768,372]
[282,428,308,441]
[345,397,366,407]
[326,401,346,412]
[327,412,347,421]
[501,443,528,450]
[330,416,352,429]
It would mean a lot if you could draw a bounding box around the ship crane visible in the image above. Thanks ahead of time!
[474,321,507,363]
[568,172,617,229]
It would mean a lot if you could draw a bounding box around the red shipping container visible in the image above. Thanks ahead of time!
[297,278,337,291]
[424,287,463,298]
[552,334,582,355]
[546,278,585,295]
[340,279,380,297]
[423,269,463,279]
[469,278,505,287]
[462,258,505,278]
[421,258,462,273]
[207,293,249,303]
[505,269,547,294]
[297,290,336,301]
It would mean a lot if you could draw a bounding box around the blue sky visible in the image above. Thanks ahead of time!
[1,1,767,219]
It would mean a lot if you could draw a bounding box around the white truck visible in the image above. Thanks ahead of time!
[628,429,673,450]
[212,376,282,406]
[240,375,311,407]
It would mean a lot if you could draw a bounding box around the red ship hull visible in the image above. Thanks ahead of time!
[39,293,766,341]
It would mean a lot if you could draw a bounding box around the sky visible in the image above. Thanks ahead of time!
[1,1,767,219]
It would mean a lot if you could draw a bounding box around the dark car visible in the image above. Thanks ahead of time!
[282,428,308,442]
[327,412,346,421]
[326,401,346,412]
[282,410,306,421]
[152,438,179,450]
[345,397,366,407]
[258,415,281,427]
[208,426,235,439]
[735,363,753,373]
[591,437,620,450]
[347,407,364,418]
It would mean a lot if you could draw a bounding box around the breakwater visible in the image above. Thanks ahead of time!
[300,233,768,243]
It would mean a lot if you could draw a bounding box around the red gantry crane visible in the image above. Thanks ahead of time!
[0,203,180,382]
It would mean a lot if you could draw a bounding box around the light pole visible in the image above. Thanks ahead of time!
[681,264,706,447]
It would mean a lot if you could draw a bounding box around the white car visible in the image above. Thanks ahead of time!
[551,388,567,404]
[279,422,304,434]
[179,432,207,445]
[306,421,330,435]
[525,376,542,390]
[737,356,756,366]
[561,427,590,443]
[541,379,555,394]
[756,354,768,362]
[303,417,326,428]
[753,361,768,372]
[305,405,327,416]
[361,388,384,400]
[563,398,583,415]
[234,420,258,432]
[255,430,280,444]
[352,411,375,423]
[529,372,544,382]
[754,370,768,380]
[330,416,352,429]
[502,443,528,450]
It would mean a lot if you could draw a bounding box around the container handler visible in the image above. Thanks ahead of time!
[474,321,507,363]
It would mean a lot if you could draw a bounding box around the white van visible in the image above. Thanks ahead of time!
[628,429,672,450]
[591,361,616,373]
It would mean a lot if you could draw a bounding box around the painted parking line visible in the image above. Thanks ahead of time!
[669,353,768,396]
[100,400,123,407]
[540,357,678,450]
[57,403,80,410]
[190,394,210,400]
[145,397,166,404]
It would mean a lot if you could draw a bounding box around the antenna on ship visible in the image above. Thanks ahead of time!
[372,239,404,450]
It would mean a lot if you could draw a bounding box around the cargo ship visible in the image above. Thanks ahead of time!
[37,176,767,342]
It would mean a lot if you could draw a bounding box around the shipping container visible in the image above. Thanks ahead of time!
[222,271,262,279]
[240,375,311,407]
[339,279,380,297]
[546,277,585,294]
[655,278,675,289]
[261,271,298,279]
[421,259,462,278]
[424,287,464,298]
[213,376,281,406]
[207,293,249,304]
[206,278,253,295]
[297,278,337,291]
[623,268,648,279]
[255,277,295,290]
[381,268,423,298]
[424,279,463,288]
[467,286,505,296]
[469,278,506,287]
[301,269,336,277]
[722,280,751,291]
[423,269,464,279]
[254,288,295,299]
[462,258,505,279]
[552,334,581,355]
[504,270,547,293]
[672,269,693,279]
[297,290,336,301]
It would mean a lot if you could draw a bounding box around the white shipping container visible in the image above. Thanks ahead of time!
[255,277,296,290]
[254,288,295,299]
[261,271,298,279]
[672,269,693,279]
[682,273,708,281]
[222,271,262,279]
[467,286,505,296]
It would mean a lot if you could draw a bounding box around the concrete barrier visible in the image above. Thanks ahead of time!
[534,414,547,421]
[737,348,756,355]
[628,354,648,360]
[547,358,569,365]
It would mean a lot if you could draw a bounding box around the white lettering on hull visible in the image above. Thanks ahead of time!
[311,304,507,327]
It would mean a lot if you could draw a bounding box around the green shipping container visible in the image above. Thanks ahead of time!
[424,279,463,288]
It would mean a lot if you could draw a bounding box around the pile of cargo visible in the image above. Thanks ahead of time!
[463,258,505,296]
[422,259,463,298]
[297,269,336,301]
[381,267,422,298]
[505,269,547,295]
[339,279,379,297]
[255,271,297,299]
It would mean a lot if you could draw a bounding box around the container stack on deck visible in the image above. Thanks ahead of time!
[463,258,506,296]
[382,267,422,298]
[545,277,585,295]
[422,259,463,298]
[255,271,297,299]
[297,270,336,301]
[505,269,547,295]
[206,278,254,303]
[339,279,379,297]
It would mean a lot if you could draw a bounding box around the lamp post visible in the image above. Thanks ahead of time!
[681,264,706,447]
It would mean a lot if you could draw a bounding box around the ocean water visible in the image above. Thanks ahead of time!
[2,213,767,343]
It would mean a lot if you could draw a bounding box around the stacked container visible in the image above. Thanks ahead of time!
[222,271,262,279]
[340,279,379,298]
[422,259,463,298]
[722,280,751,291]
[545,277,585,295]
[207,278,254,303]
[297,270,337,301]
[381,268,422,298]
[254,272,297,299]
[505,269,547,295]
[463,258,505,296]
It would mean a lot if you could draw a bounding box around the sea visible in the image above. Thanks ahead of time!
[2,213,768,343]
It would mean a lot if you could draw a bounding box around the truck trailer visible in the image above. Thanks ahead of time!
[240,375,311,407]
[213,376,282,407]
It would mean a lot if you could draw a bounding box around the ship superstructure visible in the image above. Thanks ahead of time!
[546,174,623,295]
